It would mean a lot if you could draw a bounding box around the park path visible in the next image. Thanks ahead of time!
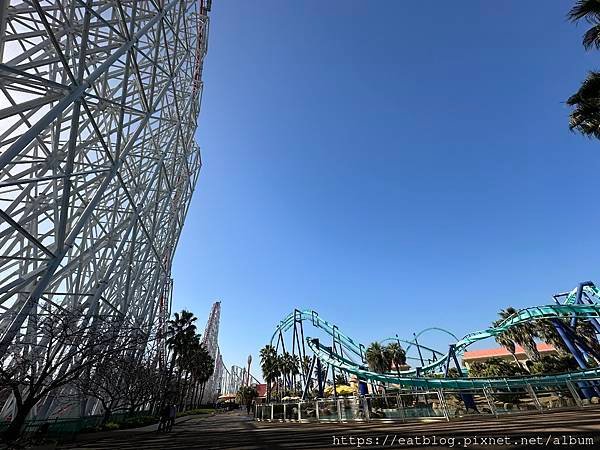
[59,408,600,449]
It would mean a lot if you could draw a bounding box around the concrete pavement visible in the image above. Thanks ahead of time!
[58,408,600,449]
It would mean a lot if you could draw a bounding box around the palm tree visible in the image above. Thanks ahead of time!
[567,72,600,138]
[301,355,312,376]
[288,354,300,394]
[567,2,600,136]
[259,345,280,402]
[568,1,600,49]
[276,354,287,399]
[177,334,201,409]
[334,373,348,386]
[167,310,198,370]
[494,321,523,367]
[495,307,540,363]
[533,319,570,355]
[237,385,259,406]
[166,310,198,406]
[188,343,214,407]
[385,342,407,379]
[279,352,298,390]
[365,342,389,373]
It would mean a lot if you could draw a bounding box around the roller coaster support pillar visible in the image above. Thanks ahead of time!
[414,333,425,367]
[570,282,600,334]
[445,344,477,410]
[551,319,595,399]
[316,357,324,398]
[358,379,368,395]
[450,345,465,377]
[552,319,588,368]
[301,353,317,400]
[571,281,593,327]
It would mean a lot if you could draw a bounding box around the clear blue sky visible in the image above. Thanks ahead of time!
[172,1,600,376]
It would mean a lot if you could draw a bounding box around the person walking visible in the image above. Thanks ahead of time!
[157,404,170,432]
[167,404,177,432]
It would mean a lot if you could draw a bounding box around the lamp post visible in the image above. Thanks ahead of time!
[246,355,252,386]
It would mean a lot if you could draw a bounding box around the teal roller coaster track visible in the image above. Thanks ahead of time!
[270,283,600,391]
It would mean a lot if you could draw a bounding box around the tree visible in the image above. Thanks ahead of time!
[190,343,215,408]
[0,306,145,441]
[385,342,407,379]
[533,319,570,356]
[493,326,524,368]
[468,358,527,378]
[529,355,579,375]
[365,342,389,374]
[534,317,600,365]
[167,330,215,410]
[301,355,313,393]
[567,72,600,137]
[494,307,540,363]
[567,2,600,136]
[76,352,162,425]
[165,310,198,409]
[301,355,312,377]
[574,319,600,362]
[568,1,600,49]
[236,385,258,406]
[259,345,280,403]
[279,352,291,389]
[279,352,300,392]
[334,373,348,386]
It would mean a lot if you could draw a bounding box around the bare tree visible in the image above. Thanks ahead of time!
[0,305,147,441]
[75,351,162,425]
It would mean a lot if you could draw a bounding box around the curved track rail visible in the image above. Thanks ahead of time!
[271,284,600,389]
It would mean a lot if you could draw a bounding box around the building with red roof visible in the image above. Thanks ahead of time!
[462,342,556,369]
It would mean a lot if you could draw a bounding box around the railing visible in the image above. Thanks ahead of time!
[0,410,155,442]
[256,378,600,423]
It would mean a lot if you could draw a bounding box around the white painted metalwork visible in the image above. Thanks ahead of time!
[0,0,211,417]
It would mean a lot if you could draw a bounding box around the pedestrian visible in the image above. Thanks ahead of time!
[157,404,170,432]
[167,404,177,431]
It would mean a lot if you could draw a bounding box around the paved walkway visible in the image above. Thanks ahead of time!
[59,408,600,449]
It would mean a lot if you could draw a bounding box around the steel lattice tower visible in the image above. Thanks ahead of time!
[199,300,220,403]
[0,0,210,370]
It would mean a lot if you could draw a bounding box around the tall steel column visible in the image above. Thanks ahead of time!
[0,0,210,393]
[199,300,220,403]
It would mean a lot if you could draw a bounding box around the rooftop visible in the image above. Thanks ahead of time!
[463,343,555,361]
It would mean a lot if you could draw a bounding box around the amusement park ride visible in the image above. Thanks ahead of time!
[268,281,600,410]
[0,0,218,420]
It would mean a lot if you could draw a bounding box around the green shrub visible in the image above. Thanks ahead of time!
[529,355,579,375]
[103,422,120,430]
[119,416,158,429]
[176,408,214,418]
[468,358,527,378]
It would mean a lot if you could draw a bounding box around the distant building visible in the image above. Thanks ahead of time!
[256,383,267,398]
[251,383,268,404]
[462,343,557,370]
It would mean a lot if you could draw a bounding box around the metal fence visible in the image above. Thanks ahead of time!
[0,410,155,442]
[256,379,600,423]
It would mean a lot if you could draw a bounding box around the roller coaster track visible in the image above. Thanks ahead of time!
[271,284,600,389]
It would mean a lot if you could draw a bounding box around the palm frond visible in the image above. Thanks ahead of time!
[583,23,600,48]
[567,71,600,104]
[568,0,600,23]
[569,100,600,137]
